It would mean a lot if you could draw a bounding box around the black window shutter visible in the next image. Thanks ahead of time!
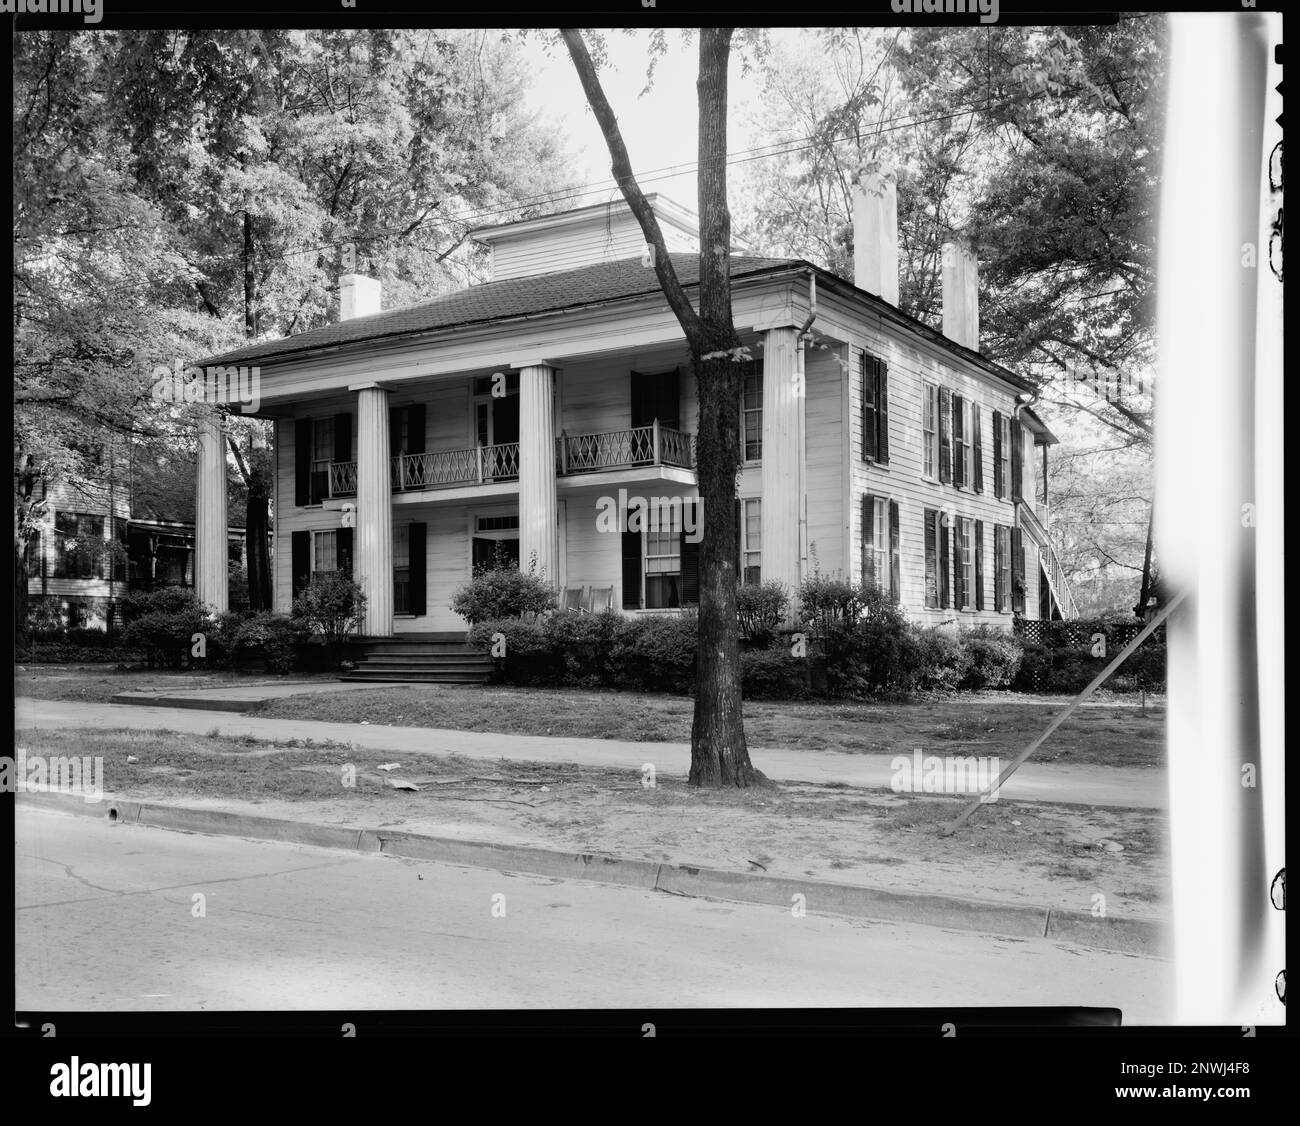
[877,358,890,464]
[407,404,426,455]
[660,369,681,431]
[924,508,938,608]
[1011,525,1025,613]
[1011,418,1024,502]
[334,413,352,463]
[952,395,965,488]
[974,520,985,611]
[409,522,427,615]
[337,527,353,577]
[291,530,310,599]
[954,521,967,609]
[938,388,952,484]
[938,514,951,608]
[294,418,312,506]
[972,405,983,493]
[861,494,875,586]
[888,499,901,603]
[992,410,1003,499]
[861,353,877,462]
[994,525,1005,610]
[389,408,404,456]
[681,502,700,605]
[621,510,642,609]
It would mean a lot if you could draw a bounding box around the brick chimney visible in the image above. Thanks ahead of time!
[941,240,980,351]
[340,273,382,320]
[852,160,899,306]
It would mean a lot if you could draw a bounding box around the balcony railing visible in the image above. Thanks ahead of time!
[326,426,695,500]
[558,422,696,475]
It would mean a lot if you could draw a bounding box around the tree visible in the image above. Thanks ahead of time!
[563,28,765,788]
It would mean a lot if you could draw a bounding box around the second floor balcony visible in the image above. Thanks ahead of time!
[325,423,695,499]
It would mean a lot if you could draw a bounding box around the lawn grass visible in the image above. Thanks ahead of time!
[15,668,1167,767]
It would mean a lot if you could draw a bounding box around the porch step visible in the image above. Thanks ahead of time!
[341,636,493,685]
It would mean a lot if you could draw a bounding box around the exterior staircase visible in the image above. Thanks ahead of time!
[1017,501,1079,620]
[341,633,493,684]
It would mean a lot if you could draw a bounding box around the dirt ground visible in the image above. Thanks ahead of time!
[16,726,1168,920]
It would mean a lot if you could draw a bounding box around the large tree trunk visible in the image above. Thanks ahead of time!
[245,468,272,612]
[563,26,766,787]
[14,455,39,645]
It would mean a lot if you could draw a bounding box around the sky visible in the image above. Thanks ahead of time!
[518,30,782,219]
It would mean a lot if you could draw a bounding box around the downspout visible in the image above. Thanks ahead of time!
[796,270,817,590]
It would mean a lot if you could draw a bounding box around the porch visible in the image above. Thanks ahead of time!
[323,421,696,500]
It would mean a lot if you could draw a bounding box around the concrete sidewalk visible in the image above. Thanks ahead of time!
[15,696,1167,809]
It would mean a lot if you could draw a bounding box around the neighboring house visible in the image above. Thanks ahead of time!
[25,476,249,630]
[199,183,1075,638]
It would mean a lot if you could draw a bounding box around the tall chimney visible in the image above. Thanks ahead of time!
[941,241,980,351]
[853,160,899,306]
[340,273,382,320]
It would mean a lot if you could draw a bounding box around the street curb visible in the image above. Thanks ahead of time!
[18,791,1167,955]
[109,692,261,713]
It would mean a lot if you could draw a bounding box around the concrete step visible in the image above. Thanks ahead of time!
[340,669,490,684]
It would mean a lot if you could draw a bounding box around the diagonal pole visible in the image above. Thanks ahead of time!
[937,590,1187,837]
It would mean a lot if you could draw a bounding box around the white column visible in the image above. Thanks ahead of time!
[354,383,393,636]
[194,411,228,614]
[517,363,557,584]
[761,327,803,608]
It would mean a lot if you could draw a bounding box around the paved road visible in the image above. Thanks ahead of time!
[15,697,1166,808]
[15,808,1173,1017]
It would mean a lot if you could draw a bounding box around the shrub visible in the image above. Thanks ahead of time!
[291,571,366,665]
[451,565,557,625]
[467,618,552,685]
[960,626,1024,690]
[736,581,789,646]
[915,627,975,691]
[798,574,867,639]
[222,612,299,674]
[26,599,65,636]
[615,612,697,693]
[741,648,810,699]
[541,608,622,687]
[121,588,208,668]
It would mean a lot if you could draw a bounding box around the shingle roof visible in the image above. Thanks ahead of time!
[206,254,797,368]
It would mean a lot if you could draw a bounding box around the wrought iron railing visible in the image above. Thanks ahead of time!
[557,422,696,475]
[329,461,357,497]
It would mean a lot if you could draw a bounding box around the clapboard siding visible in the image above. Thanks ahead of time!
[489,211,697,282]
[845,317,1023,628]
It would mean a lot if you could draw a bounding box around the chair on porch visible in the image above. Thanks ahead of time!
[585,586,614,613]
[560,586,587,613]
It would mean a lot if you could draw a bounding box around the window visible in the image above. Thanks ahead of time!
[959,400,973,488]
[860,351,889,463]
[312,530,337,576]
[958,517,974,610]
[741,499,761,585]
[995,524,1012,613]
[922,383,938,478]
[312,419,334,478]
[742,365,763,461]
[862,495,888,590]
[644,515,682,609]
[924,508,940,609]
[52,512,105,579]
[994,411,1012,499]
[476,514,520,533]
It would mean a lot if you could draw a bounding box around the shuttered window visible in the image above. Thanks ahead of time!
[742,364,763,461]
[922,383,938,478]
[938,387,952,484]
[861,351,889,464]
[861,494,888,592]
[741,499,761,584]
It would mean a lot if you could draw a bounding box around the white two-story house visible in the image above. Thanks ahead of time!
[197,180,1074,653]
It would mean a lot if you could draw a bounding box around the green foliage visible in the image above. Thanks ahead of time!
[735,580,789,645]
[960,626,1024,689]
[740,648,810,700]
[290,572,366,661]
[451,565,557,626]
[121,587,208,668]
[217,611,300,674]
